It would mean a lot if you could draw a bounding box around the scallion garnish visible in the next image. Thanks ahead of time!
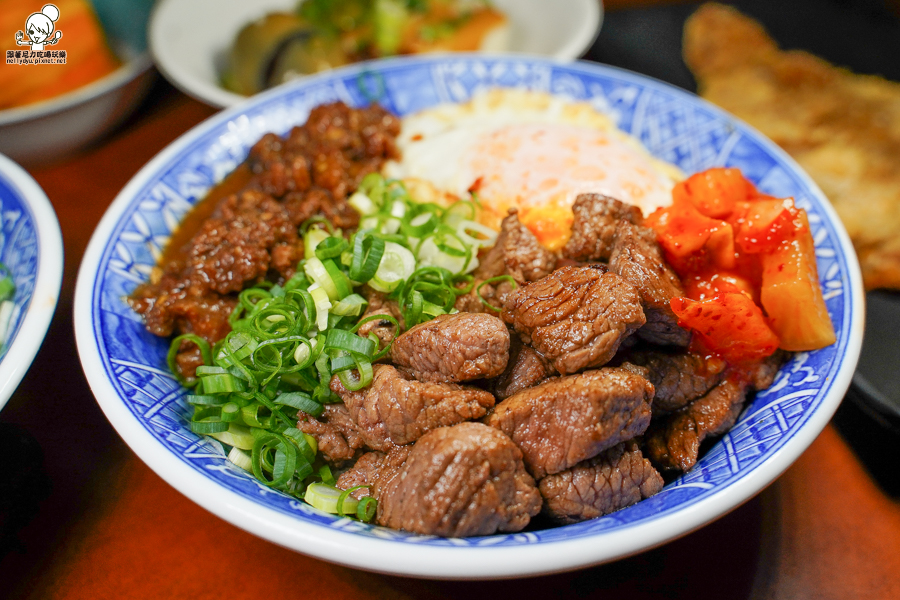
[177,174,496,521]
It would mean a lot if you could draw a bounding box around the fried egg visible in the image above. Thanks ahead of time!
[383,89,682,250]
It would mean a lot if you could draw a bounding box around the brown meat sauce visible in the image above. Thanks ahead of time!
[129,102,400,371]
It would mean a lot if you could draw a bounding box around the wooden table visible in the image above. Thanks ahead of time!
[2,5,900,598]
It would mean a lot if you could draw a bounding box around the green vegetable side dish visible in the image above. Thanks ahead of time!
[176,174,497,521]
[222,0,508,95]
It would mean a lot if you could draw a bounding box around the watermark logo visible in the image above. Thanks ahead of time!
[6,4,66,65]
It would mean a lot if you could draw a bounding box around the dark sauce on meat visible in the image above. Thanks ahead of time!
[129,102,401,375]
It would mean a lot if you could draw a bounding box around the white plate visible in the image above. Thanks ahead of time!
[149,0,603,108]
[0,154,63,411]
[74,55,863,579]
[0,0,155,165]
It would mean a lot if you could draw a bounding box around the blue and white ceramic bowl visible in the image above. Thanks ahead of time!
[0,154,63,411]
[73,55,864,578]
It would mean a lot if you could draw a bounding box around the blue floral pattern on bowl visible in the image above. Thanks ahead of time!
[85,57,855,549]
[0,170,41,360]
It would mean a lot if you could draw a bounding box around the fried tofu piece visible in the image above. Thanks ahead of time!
[684,3,900,289]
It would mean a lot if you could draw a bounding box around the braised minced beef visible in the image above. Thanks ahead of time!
[129,102,400,374]
[539,440,664,525]
[391,313,510,383]
[563,194,643,262]
[501,266,646,375]
[374,422,542,537]
[329,364,495,452]
[486,366,654,479]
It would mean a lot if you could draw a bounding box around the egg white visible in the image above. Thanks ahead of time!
[383,89,682,250]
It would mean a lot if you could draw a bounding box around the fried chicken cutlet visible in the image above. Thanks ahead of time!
[684,3,900,290]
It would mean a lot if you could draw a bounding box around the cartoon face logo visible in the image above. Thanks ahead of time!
[16,4,63,52]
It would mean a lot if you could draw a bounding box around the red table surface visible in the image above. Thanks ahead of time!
[1,58,899,600]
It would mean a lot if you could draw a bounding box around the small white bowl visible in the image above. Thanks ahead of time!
[149,0,603,108]
[0,154,63,411]
[0,0,155,166]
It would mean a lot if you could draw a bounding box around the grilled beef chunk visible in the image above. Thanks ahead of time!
[486,366,654,479]
[609,221,691,347]
[296,404,365,464]
[539,441,664,525]
[336,445,412,499]
[493,335,553,400]
[376,422,542,536]
[563,194,644,262]
[645,376,747,472]
[476,209,557,284]
[502,266,646,375]
[628,351,727,413]
[330,365,495,452]
[644,351,785,472]
[391,313,510,383]
[453,278,515,314]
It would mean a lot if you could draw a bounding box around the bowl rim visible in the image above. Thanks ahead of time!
[0,52,153,127]
[0,154,63,411]
[148,0,603,109]
[73,53,864,579]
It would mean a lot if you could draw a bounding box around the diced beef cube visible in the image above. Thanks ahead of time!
[628,350,727,413]
[502,266,646,375]
[644,352,786,472]
[476,209,557,284]
[296,404,365,465]
[563,194,643,262]
[330,365,495,452]
[492,335,553,400]
[486,366,654,478]
[336,445,412,499]
[376,422,542,536]
[539,441,664,525]
[453,277,514,314]
[644,376,747,473]
[391,313,510,383]
[609,220,691,347]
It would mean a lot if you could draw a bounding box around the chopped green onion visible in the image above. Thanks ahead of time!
[308,284,332,331]
[315,236,349,260]
[304,226,331,260]
[349,233,385,283]
[209,423,255,450]
[331,293,368,317]
[370,241,416,293]
[227,447,253,471]
[357,496,377,522]
[275,391,324,417]
[304,257,339,300]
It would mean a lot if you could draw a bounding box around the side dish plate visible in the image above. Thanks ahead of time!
[73,55,863,579]
[0,154,63,411]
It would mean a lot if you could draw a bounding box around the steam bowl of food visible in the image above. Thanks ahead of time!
[74,55,863,578]
[0,154,63,412]
[0,0,155,165]
[148,0,603,108]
